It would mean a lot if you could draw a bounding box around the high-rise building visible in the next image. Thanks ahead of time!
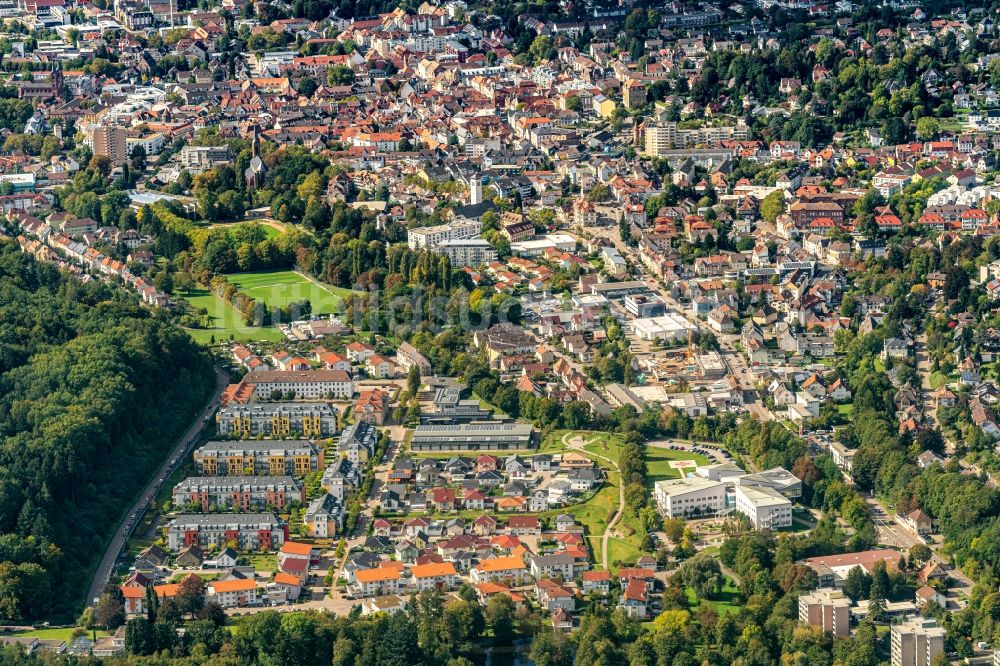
[798,588,851,637]
[93,126,126,164]
[891,618,945,666]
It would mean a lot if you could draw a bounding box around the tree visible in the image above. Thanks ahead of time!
[407,364,421,396]
[95,586,126,629]
[485,593,515,643]
[943,265,968,299]
[760,190,785,225]
[867,561,889,621]
[915,117,940,140]
[909,543,932,567]
[842,566,871,601]
[678,552,723,599]
[618,216,633,245]
[124,618,156,655]
[129,145,147,171]
[177,574,205,615]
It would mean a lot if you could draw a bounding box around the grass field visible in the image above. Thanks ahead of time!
[180,288,286,344]
[225,270,358,314]
[646,447,710,485]
[0,627,109,641]
[685,577,742,615]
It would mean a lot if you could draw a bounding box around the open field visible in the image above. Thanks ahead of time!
[0,627,109,641]
[685,577,742,615]
[646,447,710,485]
[180,288,286,344]
[208,220,288,239]
[225,270,359,314]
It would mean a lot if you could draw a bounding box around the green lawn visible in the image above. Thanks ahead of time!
[607,537,642,568]
[685,577,742,615]
[225,270,359,314]
[246,553,278,572]
[1,627,109,641]
[836,403,853,417]
[929,372,951,389]
[646,447,710,486]
[179,288,286,344]
[209,221,285,240]
[565,465,620,540]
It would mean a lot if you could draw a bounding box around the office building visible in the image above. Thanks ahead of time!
[653,477,727,518]
[734,485,793,529]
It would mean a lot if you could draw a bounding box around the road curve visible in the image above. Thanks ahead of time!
[83,367,229,607]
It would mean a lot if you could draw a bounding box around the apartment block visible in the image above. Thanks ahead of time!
[166,513,287,551]
[172,476,304,511]
[406,218,482,250]
[798,588,850,637]
[193,440,324,477]
[242,369,354,400]
[891,618,945,666]
[215,402,338,438]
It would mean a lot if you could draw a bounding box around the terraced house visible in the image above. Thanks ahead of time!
[166,513,287,551]
[193,440,324,476]
[215,402,338,438]
[171,476,305,511]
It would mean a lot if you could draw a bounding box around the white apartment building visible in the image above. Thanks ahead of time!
[734,485,792,529]
[179,145,231,169]
[245,369,354,399]
[891,618,945,666]
[653,477,727,518]
[644,120,749,155]
[207,579,259,609]
[436,238,497,266]
[407,218,482,250]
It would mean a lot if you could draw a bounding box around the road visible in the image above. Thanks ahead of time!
[84,367,229,607]
[580,222,774,423]
[914,331,938,433]
[563,432,623,569]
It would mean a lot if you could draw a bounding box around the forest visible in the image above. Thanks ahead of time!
[0,241,214,621]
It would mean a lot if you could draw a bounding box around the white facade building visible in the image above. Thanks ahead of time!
[653,477,727,518]
[734,485,792,530]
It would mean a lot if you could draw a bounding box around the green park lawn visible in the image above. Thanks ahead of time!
[685,577,742,615]
[1,627,109,641]
[225,269,358,314]
[179,287,286,344]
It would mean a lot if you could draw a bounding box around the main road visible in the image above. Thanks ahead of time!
[84,367,229,607]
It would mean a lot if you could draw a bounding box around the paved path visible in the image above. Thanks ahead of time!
[563,433,623,569]
[84,367,229,607]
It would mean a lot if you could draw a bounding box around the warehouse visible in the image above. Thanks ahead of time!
[410,423,537,451]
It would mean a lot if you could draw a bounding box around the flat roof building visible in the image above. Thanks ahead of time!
[734,485,792,530]
[215,402,338,438]
[630,312,698,342]
[798,588,851,637]
[410,423,537,451]
[653,477,726,518]
[891,618,944,666]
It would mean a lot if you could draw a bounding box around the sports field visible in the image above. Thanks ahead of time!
[225,270,359,314]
